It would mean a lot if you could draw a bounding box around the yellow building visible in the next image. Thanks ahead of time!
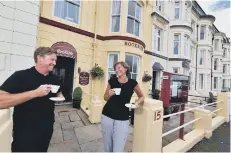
[38,0,162,115]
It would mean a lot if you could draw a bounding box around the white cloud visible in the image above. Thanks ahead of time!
[197,0,230,37]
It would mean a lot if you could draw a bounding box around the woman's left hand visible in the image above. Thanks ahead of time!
[134,100,139,107]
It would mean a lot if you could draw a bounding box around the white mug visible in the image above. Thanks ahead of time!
[113,88,121,95]
[50,85,60,93]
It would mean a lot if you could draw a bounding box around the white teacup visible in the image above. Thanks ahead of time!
[113,88,121,95]
[50,85,60,93]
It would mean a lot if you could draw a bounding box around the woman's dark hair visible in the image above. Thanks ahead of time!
[114,61,130,76]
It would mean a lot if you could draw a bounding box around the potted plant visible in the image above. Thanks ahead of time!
[142,73,152,82]
[73,87,83,109]
[90,64,104,79]
[152,89,160,100]
[163,106,171,121]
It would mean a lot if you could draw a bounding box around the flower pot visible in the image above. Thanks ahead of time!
[164,107,171,121]
[73,98,82,109]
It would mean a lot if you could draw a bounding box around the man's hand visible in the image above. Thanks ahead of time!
[33,85,51,97]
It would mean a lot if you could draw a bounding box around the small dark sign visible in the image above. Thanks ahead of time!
[79,72,89,85]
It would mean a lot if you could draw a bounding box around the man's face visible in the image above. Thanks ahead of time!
[38,54,57,72]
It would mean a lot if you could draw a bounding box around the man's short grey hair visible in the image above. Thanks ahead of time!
[34,47,57,63]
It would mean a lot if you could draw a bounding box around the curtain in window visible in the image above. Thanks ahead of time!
[111,0,121,32]
[54,0,65,19]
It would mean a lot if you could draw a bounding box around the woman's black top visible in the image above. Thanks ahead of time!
[102,78,138,120]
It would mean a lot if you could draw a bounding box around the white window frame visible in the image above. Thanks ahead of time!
[126,0,142,37]
[53,0,81,25]
[174,0,180,19]
[174,34,180,55]
[152,25,162,52]
[110,0,122,32]
[200,25,206,40]
[199,73,204,89]
[125,53,140,81]
[107,52,119,81]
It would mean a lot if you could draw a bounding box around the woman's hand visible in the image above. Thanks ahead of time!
[108,89,115,97]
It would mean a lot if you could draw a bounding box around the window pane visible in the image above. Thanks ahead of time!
[132,74,137,80]
[127,17,134,34]
[108,54,118,70]
[112,0,121,14]
[68,3,77,20]
[128,0,136,17]
[174,42,178,55]
[54,1,65,18]
[135,20,140,36]
[125,55,133,72]
[135,4,141,20]
[133,56,138,73]
[157,37,160,51]
[175,8,179,19]
[111,16,120,32]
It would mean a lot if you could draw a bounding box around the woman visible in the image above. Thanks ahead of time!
[102,61,145,152]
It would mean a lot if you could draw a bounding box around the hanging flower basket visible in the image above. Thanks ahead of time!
[142,73,152,82]
[90,64,104,79]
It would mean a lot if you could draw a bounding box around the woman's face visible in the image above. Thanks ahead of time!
[115,64,127,77]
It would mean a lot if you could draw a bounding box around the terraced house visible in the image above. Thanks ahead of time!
[0,0,230,114]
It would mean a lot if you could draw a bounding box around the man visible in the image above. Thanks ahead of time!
[0,47,64,152]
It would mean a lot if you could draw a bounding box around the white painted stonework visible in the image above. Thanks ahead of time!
[0,0,40,85]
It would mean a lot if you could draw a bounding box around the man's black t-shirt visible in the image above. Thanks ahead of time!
[0,67,63,127]
[102,78,138,120]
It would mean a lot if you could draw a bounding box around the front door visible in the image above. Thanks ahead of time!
[52,56,75,102]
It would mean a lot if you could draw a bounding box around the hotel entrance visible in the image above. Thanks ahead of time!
[51,42,77,103]
[52,56,75,102]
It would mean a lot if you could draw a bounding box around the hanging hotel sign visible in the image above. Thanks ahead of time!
[124,41,144,51]
[79,72,89,85]
[51,42,77,59]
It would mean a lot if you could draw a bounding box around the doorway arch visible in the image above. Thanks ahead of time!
[51,42,77,102]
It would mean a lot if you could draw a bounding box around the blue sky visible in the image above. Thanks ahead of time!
[197,0,230,37]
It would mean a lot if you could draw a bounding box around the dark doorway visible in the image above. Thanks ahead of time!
[52,56,75,102]
[152,71,157,91]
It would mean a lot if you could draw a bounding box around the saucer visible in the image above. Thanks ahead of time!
[125,103,137,109]
[49,97,65,102]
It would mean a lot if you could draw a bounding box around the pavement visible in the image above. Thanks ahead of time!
[48,104,225,152]
[188,122,230,152]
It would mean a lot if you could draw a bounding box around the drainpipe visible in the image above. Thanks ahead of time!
[211,35,214,91]
[195,24,199,90]
[92,1,98,98]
